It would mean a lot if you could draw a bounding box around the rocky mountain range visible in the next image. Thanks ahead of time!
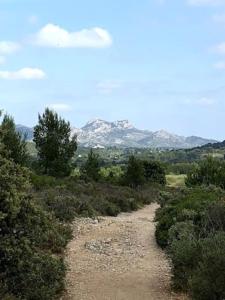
[16,119,217,149]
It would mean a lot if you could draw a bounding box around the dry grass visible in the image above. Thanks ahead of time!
[166,174,186,188]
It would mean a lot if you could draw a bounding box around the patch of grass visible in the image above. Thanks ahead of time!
[166,174,186,187]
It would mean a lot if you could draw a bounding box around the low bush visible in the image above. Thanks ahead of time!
[155,186,225,299]
[168,221,200,291]
[2,248,66,300]
[155,187,223,248]
[0,156,71,299]
[189,232,225,300]
[32,175,159,222]
[31,173,58,190]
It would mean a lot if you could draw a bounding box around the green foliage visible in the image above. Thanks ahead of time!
[1,114,28,165]
[124,156,145,188]
[81,149,101,181]
[2,249,66,300]
[32,176,158,221]
[99,165,124,183]
[155,187,225,299]
[155,187,221,248]
[189,232,225,300]
[202,201,225,233]
[186,156,225,189]
[167,162,195,175]
[143,160,166,185]
[31,173,58,190]
[123,157,166,188]
[0,155,71,299]
[169,229,225,299]
[33,108,77,177]
[168,221,199,291]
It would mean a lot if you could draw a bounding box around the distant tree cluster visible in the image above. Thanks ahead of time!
[78,153,166,188]
[186,156,225,189]
[124,155,166,188]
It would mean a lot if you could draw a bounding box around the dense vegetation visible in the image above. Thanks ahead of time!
[155,156,225,299]
[0,112,71,300]
[186,156,225,189]
[1,106,225,299]
[0,109,166,299]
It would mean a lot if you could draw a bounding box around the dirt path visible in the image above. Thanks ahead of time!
[62,204,187,300]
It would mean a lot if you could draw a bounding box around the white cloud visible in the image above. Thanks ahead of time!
[0,56,6,65]
[0,68,46,80]
[0,41,21,55]
[213,61,225,69]
[48,103,72,112]
[188,0,225,5]
[214,42,225,54]
[32,24,112,48]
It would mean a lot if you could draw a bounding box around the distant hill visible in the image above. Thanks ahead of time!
[16,125,34,140]
[16,119,218,149]
[191,140,225,151]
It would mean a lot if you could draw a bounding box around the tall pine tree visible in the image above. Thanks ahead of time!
[34,108,77,177]
[82,149,100,181]
[124,155,145,188]
[1,114,28,165]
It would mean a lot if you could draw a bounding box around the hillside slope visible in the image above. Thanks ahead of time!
[16,119,217,149]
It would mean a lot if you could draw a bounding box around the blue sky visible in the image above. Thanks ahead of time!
[0,0,225,139]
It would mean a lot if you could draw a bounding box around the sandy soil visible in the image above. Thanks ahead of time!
[62,203,187,300]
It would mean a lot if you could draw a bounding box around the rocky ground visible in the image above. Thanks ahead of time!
[61,203,187,300]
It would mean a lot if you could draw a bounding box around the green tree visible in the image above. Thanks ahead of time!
[34,108,77,177]
[124,155,145,188]
[1,114,28,165]
[143,160,166,185]
[0,110,5,157]
[82,149,100,181]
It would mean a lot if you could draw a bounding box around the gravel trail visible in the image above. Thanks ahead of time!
[62,203,187,300]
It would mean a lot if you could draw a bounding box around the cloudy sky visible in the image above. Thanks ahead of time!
[0,0,225,139]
